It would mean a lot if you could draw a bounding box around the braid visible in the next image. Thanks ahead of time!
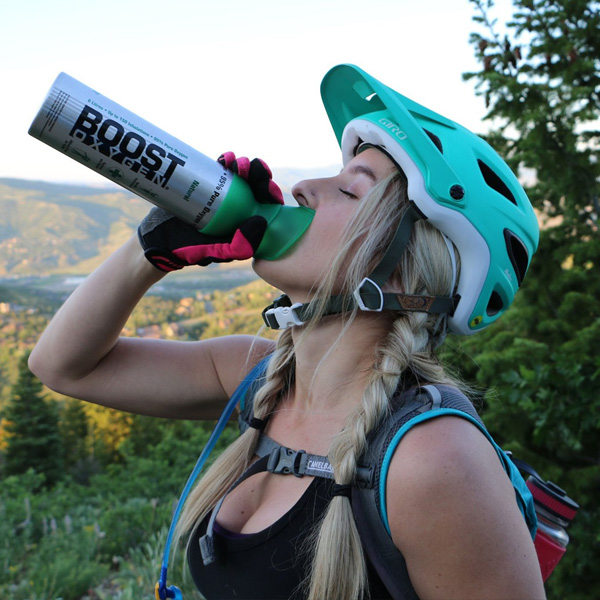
[306,309,462,600]
[252,329,295,422]
[174,330,295,557]
[306,313,425,600]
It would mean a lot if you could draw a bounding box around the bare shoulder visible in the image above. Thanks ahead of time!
[205,334,275,397]
[386,415,545,600]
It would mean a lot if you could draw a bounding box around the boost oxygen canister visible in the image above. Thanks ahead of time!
[28,73,314,260]
[527,476,579,581]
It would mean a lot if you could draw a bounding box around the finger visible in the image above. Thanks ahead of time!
[234,156,251,179]
[267,180,284,205]
[172,234,253,265]
[171,216,267,265]
[248,159,284,204]
[254,158,273,178]
[217,151,236,168]
[237,215,268,252]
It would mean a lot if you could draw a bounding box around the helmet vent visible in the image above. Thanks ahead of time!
[486,291,504,316]
[504,229,529,287]
[423,129,443,154]
[477,159,516,205]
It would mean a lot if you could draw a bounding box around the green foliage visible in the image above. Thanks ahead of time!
[464,0,600,238]
[0,271,275,598]
[0,470,109,600]
[24,526,109,600]
[2,352,63,486]
[0,418,239,599]
[60,399,89,472]
[94,527,202,599]
[456,1,600,597]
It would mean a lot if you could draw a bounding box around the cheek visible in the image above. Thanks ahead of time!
[252,205,355,288]
[282,208,346,259]
[309,206,354,247]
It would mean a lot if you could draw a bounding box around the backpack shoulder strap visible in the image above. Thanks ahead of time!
[376,399,537,537]
[352,384,537,600]
[236,354,271,434]
[350,384,445,600]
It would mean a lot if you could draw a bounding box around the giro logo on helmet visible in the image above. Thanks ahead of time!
[379,118,408,141]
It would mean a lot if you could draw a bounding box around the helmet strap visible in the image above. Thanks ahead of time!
[365,201,424,287]
[262,202,458,330]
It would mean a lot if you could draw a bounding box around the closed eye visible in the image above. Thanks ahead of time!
[339,188,358,199]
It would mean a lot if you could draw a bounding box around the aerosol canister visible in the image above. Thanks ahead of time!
[527,476,579,581]
[28,73,314,260]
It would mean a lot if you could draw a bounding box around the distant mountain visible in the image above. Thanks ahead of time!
[0,178,146,275]
[0,167,335,276]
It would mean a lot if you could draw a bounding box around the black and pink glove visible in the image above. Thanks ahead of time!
[138,153,283,272]
[217,152,284,205]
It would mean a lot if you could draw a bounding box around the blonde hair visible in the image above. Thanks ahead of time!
[176,168,463,599]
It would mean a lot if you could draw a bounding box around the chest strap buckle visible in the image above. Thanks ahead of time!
[267,446,308,477]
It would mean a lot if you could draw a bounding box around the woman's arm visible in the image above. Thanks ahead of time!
[386,416,546,600]
[29,235,274,420]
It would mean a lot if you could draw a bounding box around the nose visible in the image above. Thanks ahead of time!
[292,177,331,208]
[291,179,313,207]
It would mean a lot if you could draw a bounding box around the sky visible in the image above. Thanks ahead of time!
[0,0,514,186]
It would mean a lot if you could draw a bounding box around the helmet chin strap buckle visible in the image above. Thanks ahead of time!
[263,301,306,329]
[354,277,384,312]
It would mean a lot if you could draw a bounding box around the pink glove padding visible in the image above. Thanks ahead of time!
[172,221,259,265]
[218,152,284,205]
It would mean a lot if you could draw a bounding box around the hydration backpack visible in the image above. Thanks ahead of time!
[235,357,575,597]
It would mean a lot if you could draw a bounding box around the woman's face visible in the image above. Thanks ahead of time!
[253,147,396,302]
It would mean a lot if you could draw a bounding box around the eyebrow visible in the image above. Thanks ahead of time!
[341,164,378,182]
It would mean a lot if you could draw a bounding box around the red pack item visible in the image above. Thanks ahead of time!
[526,477,579,581]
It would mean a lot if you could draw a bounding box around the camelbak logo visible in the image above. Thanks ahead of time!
[379,118,408,141]
[307,459,334,474]
[69,105,185,188]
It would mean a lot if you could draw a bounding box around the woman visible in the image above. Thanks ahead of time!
[29,65,545,599]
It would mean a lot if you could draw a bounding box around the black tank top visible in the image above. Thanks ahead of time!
[187,476,392,599]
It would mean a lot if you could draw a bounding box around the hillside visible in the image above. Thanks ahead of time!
[0,168,336,276]
[0,178,149,275]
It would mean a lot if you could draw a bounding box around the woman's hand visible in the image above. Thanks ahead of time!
[138,152,283,272]
[138,209,267,271]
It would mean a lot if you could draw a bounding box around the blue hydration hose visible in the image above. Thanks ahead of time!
[155,358,268,599]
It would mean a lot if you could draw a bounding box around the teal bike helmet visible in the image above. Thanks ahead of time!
[263,64,539,335]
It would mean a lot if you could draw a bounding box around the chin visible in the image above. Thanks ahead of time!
[252,258,283,290]
[252,258,315,305]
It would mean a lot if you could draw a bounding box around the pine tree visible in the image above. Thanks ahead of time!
[59,398,89,468]
[2,352,63,486]
[442,2,600,598]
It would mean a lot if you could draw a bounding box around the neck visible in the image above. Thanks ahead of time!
[288,310,391,414]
